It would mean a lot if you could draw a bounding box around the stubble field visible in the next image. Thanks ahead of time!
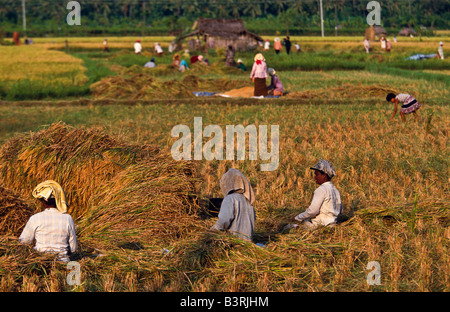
[0,36,448,292]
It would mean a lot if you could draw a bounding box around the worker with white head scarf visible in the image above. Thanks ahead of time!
[211,169,256,241]
[293,160,343,229]
[19,180,77,262]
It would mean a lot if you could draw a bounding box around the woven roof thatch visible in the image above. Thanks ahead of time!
[177,18,263,42]
[398,27,417,36]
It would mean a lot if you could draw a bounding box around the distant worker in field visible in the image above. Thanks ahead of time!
[19,180,77,262]
[380,36,386,50]
[363,38,370,53]
[225,45,236,67]
[386,39,392,52]
[386,93,421,122]
[134,39,142,54]
[154,42,164,56]
[274,37,282,55]
[103,38,109,52]
[437,42,444,59]
[144,57,156,68]
[172,54,181,68]
[290,160,343,229]
[179,59,189,72]
[284,36,292,55]
[211,169,256,242]
[250,53,268,97]
[237,59,246,71]
[294,43,301,53]
[264,39,270,51]
[267,68,283,96]
[190,54,203,65]
[12,31,20,45]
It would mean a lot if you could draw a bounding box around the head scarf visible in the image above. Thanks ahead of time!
[220,169,255,205]
[268,68,276,76]
[32,180,68,213]
[310,160,336,179]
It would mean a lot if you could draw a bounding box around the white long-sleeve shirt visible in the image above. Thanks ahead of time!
[295,181,342,227]
[19,208,77,262]
[211,193,255,241]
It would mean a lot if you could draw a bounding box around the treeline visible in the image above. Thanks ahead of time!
[0,0,449,37]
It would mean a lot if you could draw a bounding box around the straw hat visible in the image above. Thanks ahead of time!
[254,53,265,62]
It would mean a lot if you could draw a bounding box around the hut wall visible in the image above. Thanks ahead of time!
[207,35,258,52]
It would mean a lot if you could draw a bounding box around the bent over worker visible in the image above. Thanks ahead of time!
[19,180,77,262]
[293,160,343,229]
[211,169,256,241]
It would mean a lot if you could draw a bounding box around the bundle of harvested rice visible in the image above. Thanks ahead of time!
[90,66,248,100]
[286,84,399,99]
[0,186,35,236]
[219,86,254,98]
[0,122,205,247]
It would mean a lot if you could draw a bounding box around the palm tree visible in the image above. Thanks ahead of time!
[243,2,262,18]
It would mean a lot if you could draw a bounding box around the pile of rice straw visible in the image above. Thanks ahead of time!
[0,122,206,248]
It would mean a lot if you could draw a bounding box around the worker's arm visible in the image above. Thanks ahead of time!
[294,188,325,222]
[391,99,399,121]
[68,216,77,253]
[18,217,36,245]
[249,63,256,80]
[211,196,235,231]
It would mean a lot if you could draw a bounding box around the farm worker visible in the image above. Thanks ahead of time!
[237,59,246,71]
[19,180,77,262]
[134,39,142,54]
[380,37,386,49]
[154,42,163,56]
[284,36,292,55]
[264,39,270,51]
[225,45,236,67]
[294,43,301,53]
[190,55,202,64]
[144,57,156,68]
[292,160,343,229]
[202,57,210,66]
[12,31,20,45]
[274,37,282,54]
[267,68,283,96]
[386,93,421,122]
[437,42,444,60]
[250,53,268,97]
[172,54,181,68]
[103,38,109,52]
[211,169,256,241]
[386,39,392,52]
[363,38,370,53]
[179,59,189,72]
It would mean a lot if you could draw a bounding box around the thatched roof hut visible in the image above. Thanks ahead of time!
[365,25,387,41]
[398,27,417,36]
[177,18,263,52]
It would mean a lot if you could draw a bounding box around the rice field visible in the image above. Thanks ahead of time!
[0,35,448,294]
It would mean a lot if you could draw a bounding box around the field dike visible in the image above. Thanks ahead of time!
[0,123,448,292]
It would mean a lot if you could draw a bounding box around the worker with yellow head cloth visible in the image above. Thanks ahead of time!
[19,180,77,262]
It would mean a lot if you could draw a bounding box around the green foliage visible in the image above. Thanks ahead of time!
[0,0,448,37]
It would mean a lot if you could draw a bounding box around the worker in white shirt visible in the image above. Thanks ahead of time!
[19,180,77,262]
[292,160,343,229]
[134,39,142,54]
[437,42,444,60]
